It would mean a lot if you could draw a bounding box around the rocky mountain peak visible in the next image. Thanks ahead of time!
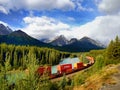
[69,38,78,44]
[50,35,69,46]
[0,23,12,35]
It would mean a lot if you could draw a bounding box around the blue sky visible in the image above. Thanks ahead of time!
[0,0,120,45]
[0,0,98,28]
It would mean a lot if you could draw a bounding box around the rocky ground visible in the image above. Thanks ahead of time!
[100,65,120,90]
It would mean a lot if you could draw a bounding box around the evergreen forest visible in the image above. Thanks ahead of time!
[0,36,120,90]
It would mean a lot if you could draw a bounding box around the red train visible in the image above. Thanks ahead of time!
[37,66,51,75]
[57,64,72,74]
[37,56,94,79]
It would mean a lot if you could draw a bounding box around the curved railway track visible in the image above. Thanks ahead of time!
[51,63,94,82]
[37,56,95,82]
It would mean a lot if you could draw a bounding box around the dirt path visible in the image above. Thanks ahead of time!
[100,65,120,90]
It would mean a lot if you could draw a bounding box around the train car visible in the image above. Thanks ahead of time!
[37,56,94,79]
[57,64,72,74]
[37,66,51,75]
[74,62,84,70]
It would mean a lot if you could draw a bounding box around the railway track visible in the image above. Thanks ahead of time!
[37,56,95,82]
[51,63,94,82]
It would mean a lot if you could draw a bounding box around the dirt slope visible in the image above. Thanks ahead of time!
[100,65,120,90]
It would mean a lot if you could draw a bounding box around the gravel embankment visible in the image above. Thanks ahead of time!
[100,65,120,90]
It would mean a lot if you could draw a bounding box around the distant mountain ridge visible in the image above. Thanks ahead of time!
[0,30,51,47]
[79,36,105,48]
[0,23,105,52]
[58,36,105,52]
[49,35,105,47]
[0,24,12,35]
[49,35,105,52]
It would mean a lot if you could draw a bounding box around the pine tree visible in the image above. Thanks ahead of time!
[13,51,18,69]
[4,53,12,71]
[106,36,120,61]
[0,53,11,90]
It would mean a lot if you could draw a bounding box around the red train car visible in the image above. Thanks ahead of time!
[57,64,72,74]
[74,62,84,70]
[37,66,51,75]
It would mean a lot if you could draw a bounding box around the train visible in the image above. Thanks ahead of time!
[37,56,94,79]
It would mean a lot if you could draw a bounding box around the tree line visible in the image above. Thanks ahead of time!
[0,43,74,70]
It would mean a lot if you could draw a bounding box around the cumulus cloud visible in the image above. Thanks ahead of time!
[64,15,120,45]
[22,16,70,39]
[20,0,120,45]
[21,15,120,45]
[0,6,8,14]
[0,0,96,14]
[0,0,75,14]
[98,0,120,14]
[24,0,75,11]
[0,21,9,26]
[1,0,119,46]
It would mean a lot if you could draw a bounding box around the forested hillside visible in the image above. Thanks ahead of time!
[0,43,74,69]
[0,36,119,90]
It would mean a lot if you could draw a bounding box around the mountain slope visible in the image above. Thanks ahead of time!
[0,24,12,35]
[0,30,104,52]
[79,36,105,48]
[68,38,78,44]
[50,35,69,46]
[0,30,51,47]
[58,36,104,52]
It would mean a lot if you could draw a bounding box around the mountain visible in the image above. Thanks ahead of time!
[49,35,69,46]
[68,38,78,44]
[0,29,104,52]
[48,35,105,52]
[57,36,105,52]
[0,24,12,35]
[79,36,105,48]
[0,30,51,47]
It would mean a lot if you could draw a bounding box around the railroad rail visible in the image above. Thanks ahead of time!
[37,56,95,81]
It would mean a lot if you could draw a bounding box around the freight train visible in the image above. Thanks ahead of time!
[37,56,94,79]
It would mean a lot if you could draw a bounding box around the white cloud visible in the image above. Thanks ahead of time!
[0,0,96,14]
[0,0,23,14]
[0,0,119,46]
[98,0,120,14]
[25,0,75,11]
[0,6,8,14]
[0,21,9,26]
[0,0,75,14]
[22,16,70,39]
[60,15,120,45]
[21,15,120,45]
